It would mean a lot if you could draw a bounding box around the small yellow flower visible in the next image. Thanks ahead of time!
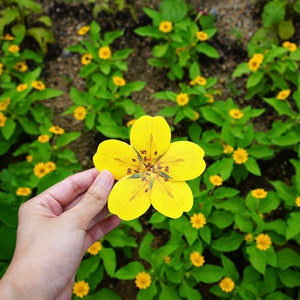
[193,76,207,86]
[78,26,90,35]
[81,53,93,65]
[205,93,214,103]
[49,125,65,135]
[26,155,33,162]
[45,161,56,173]
[256,233,272,251]
[126,119,136,127]
[196,31,208,41]
[244,233,253,242]
[0,63,3,75]
[0,98,10,111]
[14,61,28,72]
[38,135,50,143]
[0,112,7,127]
[73,280,90,298]
[192,111,199,121]
[87,241,102,255]
[73,106,87,121]
[113,76,126,87]
[175,46,187,55]
[33,162,48,178]
[248,53,264,72]
[16,83,28,92]
[135,272,151,289]
[276,89,291,100]
[98,46,111,60]
[233,148,248,164]
[229,108,244,119]
[209,175,223,186]
[223,144,234,154]
[164,256,171,264]
[176,93,189,106]
[190,251,205,267]
[16,187,31,196]
[190,213,206,229]
[219,277,235,293]
[8,45,20,53]
[296,196,300,207]
[251,188,267,199]
[282,41,297,52]
[2,33,14,41]
[31,81,46,90]
[252,53,264,64]
[159,21,173,33]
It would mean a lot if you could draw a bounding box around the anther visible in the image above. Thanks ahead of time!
[127,168,132,175]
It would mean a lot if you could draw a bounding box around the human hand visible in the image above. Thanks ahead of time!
[0,169,120,300]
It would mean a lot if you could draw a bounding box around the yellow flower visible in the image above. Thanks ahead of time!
[2,33,14,40]
[219,277,235,293]
[190,251,205,267]
[190,212,206,229]
[135,272,151,289]
[49,125,65,135]
[252,53,264,64]
[282,41,297,52]
[248,53,264,72]
[276,89,291,100]
[223,144,234,154]
[16,187,31,196]
[126,119,136,127]
[229,108,243,119]
[0,98,10,111]
[251,188,267,199]
[81,53,93,65]
[31,81,45,90]
[93,115,206,220]
[256,233,272,251]
[205,93,214,103]
[98,46,111,59]
[73,280,89,298]
[87,241,102,255]
[159,21,173,33]
[14,61,28,72]
[8,45,20,53]
[0,112,7,127]
[113,76,126,86]
[45,161,56,173]
[164,256,171,264]
[209,175,223,186]
[296,196,300,207]
[73,106,87,121]
[16,83,28,92]
[233,148,248,164]
[78,26,90,35]
[194,76,207,86]
[38,135,50,143]
[0,63,3,75]
[33,163,48,178]
[176,93,189,106]
[244,233,253,242]
[26,155,33,162]
[196,31,208,41]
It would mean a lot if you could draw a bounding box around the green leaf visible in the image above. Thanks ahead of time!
[270,180,295,206]
[200,107,223,126]
[153,44,169,57]
[262,1,286,27]
[214,187,239,199]
[159,106,178,117]
[179,280,201,300]
[0,225,16,260]
[29,89,63,101]
[232,63,250,77]
[286,212,300,240]
[105,229,137,247]
[114,262,144,279]
[263,97,292,116]
[246,71,264,88]
[137,283,157,300]
[153,91,176,100]
[87,288,121,300]
[2,119,16,140]
[27,27,55,53]
[245,157,261,176]
[208,210,234,229]
[56,132,81,147]
[211,231,244,252]
[279,20,295,40]
[76,256,100,280]
[221,255,239,280]
[234,213,254,233]
[277,248,300,270]
[100,247,116,277]
[134,26,162,38]
[192,264,224,283]
[113,48,133,60]
[246,245,266,275]
[96,125,129,139]
[119,81,146,97]
[189,62,200,79]
[160,0,188,22]
[277,269,300,288]
[104,30,123,44]
[196,43,220,58]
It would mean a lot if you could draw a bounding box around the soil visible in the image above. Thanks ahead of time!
[28,0,296,299]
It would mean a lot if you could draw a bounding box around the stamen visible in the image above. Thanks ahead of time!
[145,188,148,193]
[127,168,132,175]
[164,166,169,173]
[132,158,136,162]
[154,151,158,156]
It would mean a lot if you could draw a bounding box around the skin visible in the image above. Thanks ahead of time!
[0,169,120,300]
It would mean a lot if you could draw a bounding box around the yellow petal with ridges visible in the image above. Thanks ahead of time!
[93,140,145,180]
[108,175,151,220]
[130,115,171,163]
[157,141,205,181]
[150,177,193,218]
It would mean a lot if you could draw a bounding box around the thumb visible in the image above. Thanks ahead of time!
[68,170,114,229]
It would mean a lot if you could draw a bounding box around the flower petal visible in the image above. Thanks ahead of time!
[93,140,145,180]
[108,175,151,220]
[130,115,171,163]
[150,177,193,218]
[157,141,206,181]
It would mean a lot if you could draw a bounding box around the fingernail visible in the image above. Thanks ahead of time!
[96,170,113,189]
